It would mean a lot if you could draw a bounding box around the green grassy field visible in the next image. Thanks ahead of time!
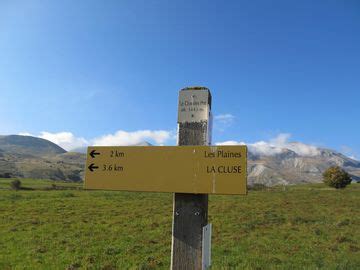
[0,179,359,269]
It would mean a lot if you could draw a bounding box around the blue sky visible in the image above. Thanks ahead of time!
[0,1,359,158]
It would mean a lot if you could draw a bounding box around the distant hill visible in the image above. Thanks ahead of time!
[0,135,84,181]
[71,147,87,154]
[0,135,359,185]
[0,135,66,156]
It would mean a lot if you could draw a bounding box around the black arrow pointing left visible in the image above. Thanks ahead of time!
[90,150,100,158]
[88,163,99,172]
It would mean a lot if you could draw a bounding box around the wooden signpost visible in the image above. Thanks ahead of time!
[84,87,247,269]
[85,145,246,195]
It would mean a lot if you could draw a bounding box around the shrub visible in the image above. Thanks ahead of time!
[68,173,81,182]
[249,183,267,191]
[10,179,22,190]
[323,166,352,189]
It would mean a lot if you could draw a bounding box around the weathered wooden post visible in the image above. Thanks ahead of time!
[171,86,212,270]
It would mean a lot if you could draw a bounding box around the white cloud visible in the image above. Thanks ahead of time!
[269,133,320,156]
[214,113,235,132]
[216,140,244,146]
[38,132,88,151]
[216,133,321,157]
[18,132,33,136]
[91,130,172,146]
[19,129,174,151]
[20,132,89,151]
[214,114,235,123]
[340,145,359,160]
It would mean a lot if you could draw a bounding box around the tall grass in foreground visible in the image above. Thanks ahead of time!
[0,179,359,269]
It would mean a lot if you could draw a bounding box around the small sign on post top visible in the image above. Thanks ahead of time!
[177,87,213,146]
[178,88,211,124]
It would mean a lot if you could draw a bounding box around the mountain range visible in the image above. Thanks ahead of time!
[0,135,359,185]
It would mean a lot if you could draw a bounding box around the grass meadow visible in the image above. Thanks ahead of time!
[0,178,359,269]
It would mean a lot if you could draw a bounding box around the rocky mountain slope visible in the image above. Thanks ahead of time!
[0,135,359,185]
[247,143,360,186]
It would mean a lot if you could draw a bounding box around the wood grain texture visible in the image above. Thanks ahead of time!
[171,88,212,270]
[172,192,208,269]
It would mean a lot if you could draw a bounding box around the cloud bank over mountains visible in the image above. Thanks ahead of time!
[19,131,357,160]
[19,130,174,151]
[216,133,321,157]
[19,132,88,151]
[92,130,173,146]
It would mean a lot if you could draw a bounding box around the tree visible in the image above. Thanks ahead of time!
[0,173,11,178]
[10,179,22,190]
[323,166,352,189]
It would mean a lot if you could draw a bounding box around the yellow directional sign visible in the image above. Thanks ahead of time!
[84,145,247,195]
